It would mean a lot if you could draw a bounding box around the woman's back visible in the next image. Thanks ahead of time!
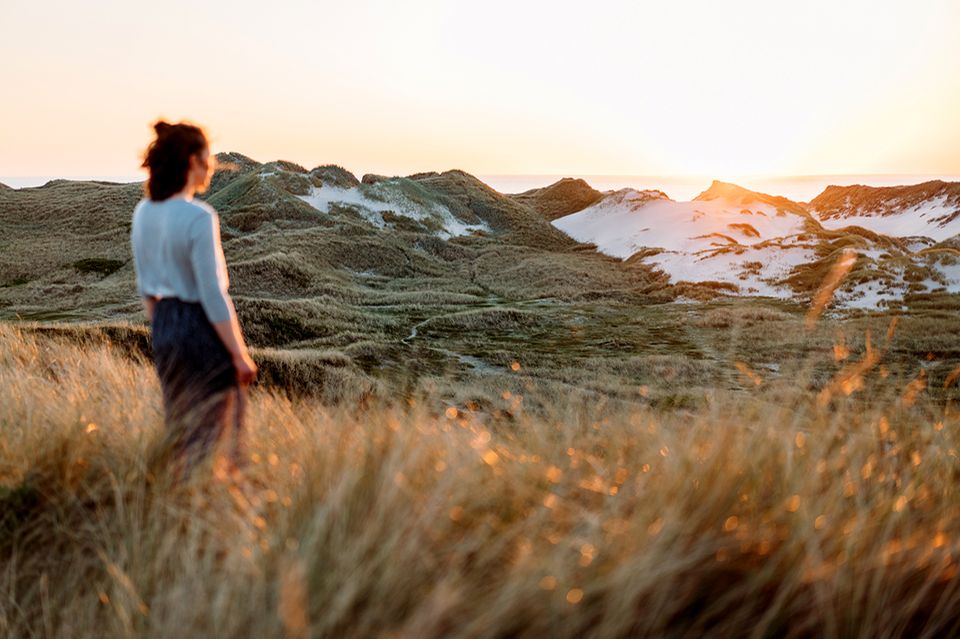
[131,195,233,324]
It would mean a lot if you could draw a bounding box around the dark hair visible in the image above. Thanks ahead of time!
[141,120,208,201]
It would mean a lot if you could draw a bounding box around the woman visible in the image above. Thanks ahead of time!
[131,120,257,475]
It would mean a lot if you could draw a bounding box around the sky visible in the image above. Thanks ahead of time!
[2,0,959,180]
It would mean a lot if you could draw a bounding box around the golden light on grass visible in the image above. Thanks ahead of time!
[545,465,563,483]
[734,361,763,387]
[817,330,882,406]
[3,324,960,635]
[944,367,960,389]
[786,495,801,513]
[578,545,595,566]
[481,449,500,466]
[805,249,858,329]
[833,341,851,362]
[902,372,928,407]
[538,576,557,591]
[894,495,909,513]
[278,559,309,639]
[647,518,664,536]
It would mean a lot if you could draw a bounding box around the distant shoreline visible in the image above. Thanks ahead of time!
[3,173,959,203]
[0,176,144,189]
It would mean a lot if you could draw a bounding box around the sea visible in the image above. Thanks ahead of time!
[3,174,959,203]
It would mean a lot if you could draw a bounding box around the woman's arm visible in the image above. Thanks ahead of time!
[212,315,257,385]
[189,212,257,385]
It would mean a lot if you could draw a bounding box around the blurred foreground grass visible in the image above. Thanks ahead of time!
[1,322,959,638]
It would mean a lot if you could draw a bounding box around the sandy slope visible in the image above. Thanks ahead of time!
[552,187,816,296]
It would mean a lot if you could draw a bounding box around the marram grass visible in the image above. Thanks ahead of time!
[0,323,959,638]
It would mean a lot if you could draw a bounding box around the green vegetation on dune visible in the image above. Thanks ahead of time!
[72,258,126,277]
[2,156,959,408]
[206,173,320,232]
[311,164,360,189]
[511,177,604,220]
[408,170,576,249]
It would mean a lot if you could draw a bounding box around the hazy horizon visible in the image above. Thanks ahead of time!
[4,171,959,203]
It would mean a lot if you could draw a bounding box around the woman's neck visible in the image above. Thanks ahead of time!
[171,184,196,201]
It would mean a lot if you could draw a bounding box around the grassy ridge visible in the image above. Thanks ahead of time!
[4,161,960,635]
[2,322,960,637]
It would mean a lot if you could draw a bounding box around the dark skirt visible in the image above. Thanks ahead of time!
[150,298,245,469]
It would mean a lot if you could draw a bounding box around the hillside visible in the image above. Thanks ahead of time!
[510,178,604,221]
[810,180,960,241]
[553,182,822,297]
[0,156,675,401]
[550,180,960,308]
[4,165,960,404]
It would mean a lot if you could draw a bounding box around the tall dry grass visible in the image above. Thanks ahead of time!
[1,322,959,638]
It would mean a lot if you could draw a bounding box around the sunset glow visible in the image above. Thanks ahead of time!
[2,0,959,179]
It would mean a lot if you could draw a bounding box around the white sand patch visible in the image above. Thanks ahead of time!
[646,244,815,297]
[816,195,960,242]
[550,187,960,309]
[836,282,904,309]
[920,278,946,293]
[933,260,960,293]
[552,189,814,297]
[553,189,808,260]
[298,184,488,239]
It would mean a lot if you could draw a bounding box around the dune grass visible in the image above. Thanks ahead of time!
[1,321,959,638]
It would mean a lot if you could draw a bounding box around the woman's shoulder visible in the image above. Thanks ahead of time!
[172,197,218,220]
[190,199,218,216]
[139,197,218,219]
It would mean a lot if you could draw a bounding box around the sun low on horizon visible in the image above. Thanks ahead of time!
[2,0,960,181]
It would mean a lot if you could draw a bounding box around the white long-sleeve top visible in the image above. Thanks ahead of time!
[130,195,235,324]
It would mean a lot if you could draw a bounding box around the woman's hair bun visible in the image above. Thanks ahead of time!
[142,119,209,201]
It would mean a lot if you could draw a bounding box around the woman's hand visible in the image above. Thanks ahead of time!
[212,311,257,386]
[233,352,258,386]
